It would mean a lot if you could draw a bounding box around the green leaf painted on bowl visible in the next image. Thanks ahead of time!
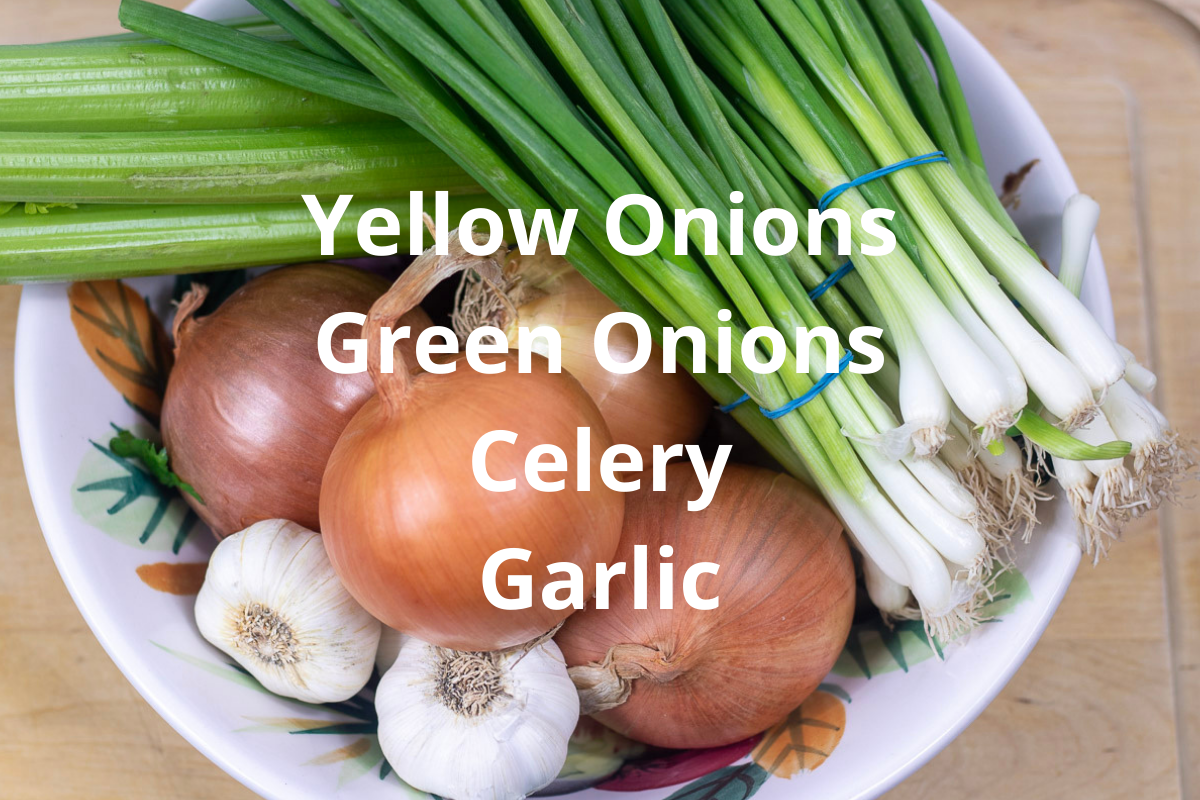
[833,619,936,679]
[72,428,199,553]
[662,763,769,800]
[833,567,1033,679]
[155,641,383,720]
[152,642,272,695]
[816,682,852,704]
[980,567,1032,618]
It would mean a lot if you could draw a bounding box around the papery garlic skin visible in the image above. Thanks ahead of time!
[376,634,579,800]
[195,519,381,703]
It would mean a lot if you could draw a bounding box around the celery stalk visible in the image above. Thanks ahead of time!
[0,195,500,283]
[0,124,479,204]
[0,42,384,131]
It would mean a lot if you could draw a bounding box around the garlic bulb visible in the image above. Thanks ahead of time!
[195,519,381,703]
[376,633,579,800]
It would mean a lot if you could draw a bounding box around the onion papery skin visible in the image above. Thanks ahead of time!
[162,263,429,538]
[555,463,855,749]
[507,270,712,464]
[320,350,626,651]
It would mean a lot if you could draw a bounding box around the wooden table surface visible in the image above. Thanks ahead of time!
[1,1,1197,798]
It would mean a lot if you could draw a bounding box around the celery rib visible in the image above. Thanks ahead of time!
[0,195,499,283]
[0,125,479,204]
[0,43,385,132]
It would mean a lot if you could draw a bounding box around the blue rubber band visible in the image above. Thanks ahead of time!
[758,351,855,420]
[809,260,855,301]
[717,393,751,413]
[818,151,949,212]
[716,351,855,418]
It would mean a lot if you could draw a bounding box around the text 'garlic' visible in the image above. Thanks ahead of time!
[195,519,381,703]
[376,633,580,800]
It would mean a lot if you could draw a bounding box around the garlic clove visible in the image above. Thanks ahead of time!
[376,634,579,800]
[195,519,381,703]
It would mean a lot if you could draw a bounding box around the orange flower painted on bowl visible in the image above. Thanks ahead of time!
[136,562,208,595]
[69,280,173,424]
[750,689,847,778]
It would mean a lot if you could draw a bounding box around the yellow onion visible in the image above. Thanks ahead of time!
[555,462,855,749]
[455,245,711,463]
[320,231,625,651]
[162,263,431,538]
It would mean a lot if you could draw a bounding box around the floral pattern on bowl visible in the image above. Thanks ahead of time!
[57,272,864,799]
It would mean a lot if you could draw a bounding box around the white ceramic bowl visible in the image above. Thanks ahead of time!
[16,2,1113,799]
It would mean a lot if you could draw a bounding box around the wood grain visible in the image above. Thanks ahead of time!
[0,1,1197,798]
[0,12,254,800]
[901,2,1198,798]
